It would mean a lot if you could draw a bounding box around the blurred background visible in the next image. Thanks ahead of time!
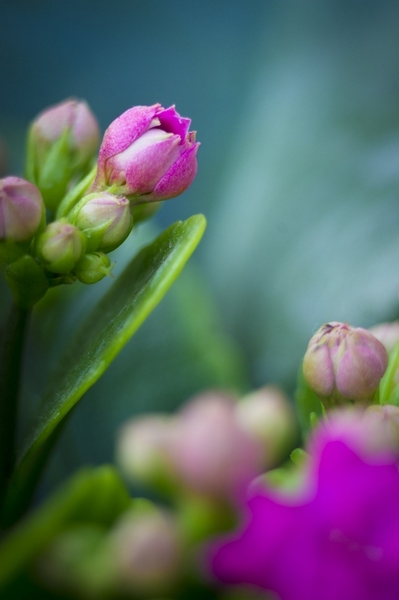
[2,0,399,490]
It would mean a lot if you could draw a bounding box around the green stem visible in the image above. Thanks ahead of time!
[0,303,29,515]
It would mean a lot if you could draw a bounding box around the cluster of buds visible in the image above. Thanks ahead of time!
[1,99,199,307]
[36,501,183,598]
[36,388,296,598]
[117,387,297,503]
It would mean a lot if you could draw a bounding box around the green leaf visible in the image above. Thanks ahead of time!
[0,465,130,589]
[379,343,399,406]
[4,214,206,525]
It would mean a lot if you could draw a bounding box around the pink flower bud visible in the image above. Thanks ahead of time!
[308,405,399,463]
[116,415,176,489]
[110,507,182,596]
[29,99,100,210]
[235,386,297,468]
[92,104,199,202]
[303,322,388,407]
[70,192,132,253]
[32,98,99,167]
[368,321,399,354]
[0,176,44,242]
[36,219,86,274]
[169,392,262,501]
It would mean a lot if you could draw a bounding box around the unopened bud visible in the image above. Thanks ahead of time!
[116,415,176,492]
[0,176,44,242]
[369,321,399,354]
[92,104,199,203]
[28,98,100,210]
[36,219,86,273]
[74,252,112,284]
[309,405,399,462]
[69,192,132,253]
[236,386,297,469]
[110,505,182,596]
[302,322,388,408]
[170,393,262,500]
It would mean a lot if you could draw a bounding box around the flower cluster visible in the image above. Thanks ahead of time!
[117,388,296,503]
[1,99,199,307]
[35,387,296,598]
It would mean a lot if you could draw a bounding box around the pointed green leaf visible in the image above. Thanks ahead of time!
[0,465,130,589]
[4,214,206,524]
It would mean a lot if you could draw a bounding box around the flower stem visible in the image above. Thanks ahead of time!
[0,302,29,515]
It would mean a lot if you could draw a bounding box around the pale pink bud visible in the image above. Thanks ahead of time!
[170,392,262,500]
[71,192,132,253]
[32,98,99,166]
[36,219,86,274]
[110,508,182,595]
[29,99,100,210]
[368,321,399,354]
[92,104,199,202]
[303,322,388,407]
[235,386,297,468]
[0,176,44,242]
[116,415,176,488]
[309,405,399,463]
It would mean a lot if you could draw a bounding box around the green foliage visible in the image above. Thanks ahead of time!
[3,215,206,525]
[0,466,130,590]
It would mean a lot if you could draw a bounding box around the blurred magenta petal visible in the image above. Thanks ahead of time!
[210,418,399,600]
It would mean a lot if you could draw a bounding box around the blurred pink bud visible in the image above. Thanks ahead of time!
[0,176,44,242]
[116,415,176,488]
[92,104,199,202]
[309,405,399,463]
[235,386,297,469]
[36,219,86,274]
[303,322,388,407]
[110,507,182,595]
[71,192,133,253]
[368,321,399,354]
[32,98,100,167]
[170,393,262,501]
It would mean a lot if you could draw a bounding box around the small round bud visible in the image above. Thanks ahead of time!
[0,176,44,242]
[235,386,297,468]
[303,322,388,407]
[74,252,112,284]
[70,192,132,253]
[116,415,176,491]
[36,219,86,274]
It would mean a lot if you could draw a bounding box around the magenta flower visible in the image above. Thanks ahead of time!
[209,413,399,600]
[92,104,199,202]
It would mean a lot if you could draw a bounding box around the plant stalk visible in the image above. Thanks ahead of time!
[0,302,29,516]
